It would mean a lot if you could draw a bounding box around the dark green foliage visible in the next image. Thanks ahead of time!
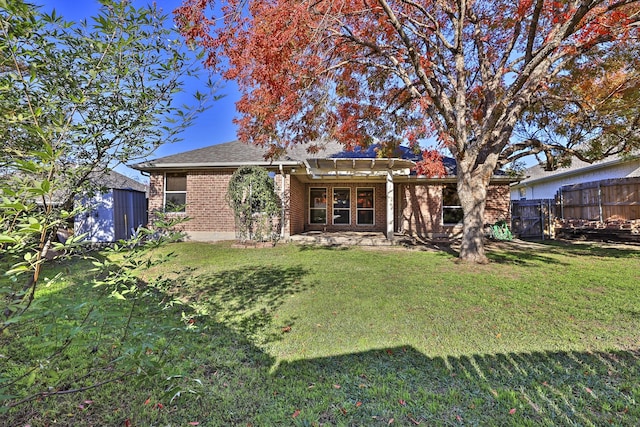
[1,0,212,415]
[226,166,281,243]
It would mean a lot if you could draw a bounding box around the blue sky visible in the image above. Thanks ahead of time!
[40,0,240,177]
[39,0,537,180]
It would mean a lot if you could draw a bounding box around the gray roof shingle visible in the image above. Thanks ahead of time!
[132,140,283,169]
[518,153,640,185]
[131,139,458,173]
[93,170,148,193]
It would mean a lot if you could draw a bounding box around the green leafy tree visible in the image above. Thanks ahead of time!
[227,166,281,244]
[509,41,640,170]
[1,0,210,412]
[1,0,215,200]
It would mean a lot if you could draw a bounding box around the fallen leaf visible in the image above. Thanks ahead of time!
[340,407,347,415]
[509,408,517,415]
[356,401,362,407]
[188,423,200,426]
[282,326,291,333]
[292,409,300,418]
[408,415,420,425]
[124,419,131,427]
[456,415,462,422]
[399,399,407,406]
[144,398,151,405]
[333,384,341,389]
[496,333,502,339]
[388,418,395,425]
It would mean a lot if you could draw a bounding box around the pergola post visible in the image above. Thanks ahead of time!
[386,171,394,241]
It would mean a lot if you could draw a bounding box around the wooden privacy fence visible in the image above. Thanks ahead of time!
[557,177,640,222]
[510,177,640,241]
[554,177,640,241]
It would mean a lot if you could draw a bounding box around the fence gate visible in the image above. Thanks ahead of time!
[511,199,554,240]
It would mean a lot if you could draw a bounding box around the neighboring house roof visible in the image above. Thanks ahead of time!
[91,169,148,193]
[513,153,640,187]
[2,169,148,206]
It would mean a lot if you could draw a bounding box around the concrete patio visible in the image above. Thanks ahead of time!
[288,231,414,247]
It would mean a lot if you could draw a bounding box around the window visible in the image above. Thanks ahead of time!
[309,188,327,224]
[165,173,187,212]
[356,188,374,225]
[518,187,527,200]
[442,184,463,224]
[333,188,351,225]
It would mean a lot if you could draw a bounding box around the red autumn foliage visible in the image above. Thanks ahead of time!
[176,0,639,262]
[415,150,446,178]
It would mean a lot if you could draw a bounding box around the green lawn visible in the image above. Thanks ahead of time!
[2,240,640,426]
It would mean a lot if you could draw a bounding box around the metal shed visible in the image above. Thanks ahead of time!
[74,171,148,242]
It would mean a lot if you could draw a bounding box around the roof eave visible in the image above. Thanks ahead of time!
[513,155,640,187]
[131,160,301,171]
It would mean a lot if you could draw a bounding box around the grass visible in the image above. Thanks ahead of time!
[2,239,640,426]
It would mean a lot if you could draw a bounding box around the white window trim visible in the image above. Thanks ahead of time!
[356,187,375,226]
[442,184,463,225]
[164,173,187,213]
[309,187,327,225]
[332,187,351,225]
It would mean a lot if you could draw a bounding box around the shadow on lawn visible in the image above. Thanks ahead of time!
[539,240,640,258]
[7,257,640,426]
[170,264,309,343]
[269,345,640,426]
[486,239,639,266]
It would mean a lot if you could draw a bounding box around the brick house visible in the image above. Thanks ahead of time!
[132,140,513,242]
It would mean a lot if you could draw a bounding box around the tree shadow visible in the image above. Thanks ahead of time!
[297,244,352,251]
[169,265,309,344]
[486,238,639,266]
[6,257,640,426]
[272,346,640,425]
[537,240,640,258]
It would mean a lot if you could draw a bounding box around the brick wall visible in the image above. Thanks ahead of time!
[148,170,236,233]
[398,183,511,239]
[186,171,235,232]
[484,184,511,224]
[149,170,512,239]
[288,175,305,235]
[149,173,164,213]
[398,183,443,238]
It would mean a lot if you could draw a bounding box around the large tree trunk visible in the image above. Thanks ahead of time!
[456,159,492,264]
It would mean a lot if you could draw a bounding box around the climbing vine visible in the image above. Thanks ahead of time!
[226,166,281,243]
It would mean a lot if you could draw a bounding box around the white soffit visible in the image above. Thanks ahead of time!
[304,158,414,178]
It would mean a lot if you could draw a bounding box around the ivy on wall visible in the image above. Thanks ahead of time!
[226,166,281,243]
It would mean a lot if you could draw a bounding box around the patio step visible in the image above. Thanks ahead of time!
[289,232,398,246]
